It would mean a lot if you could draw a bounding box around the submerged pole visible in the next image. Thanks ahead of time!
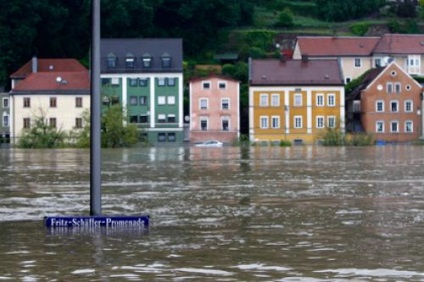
[90,0,101,216]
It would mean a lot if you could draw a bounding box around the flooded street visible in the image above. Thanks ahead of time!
[1,145,424,281]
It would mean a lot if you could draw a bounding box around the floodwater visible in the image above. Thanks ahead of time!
[0,145,424,281]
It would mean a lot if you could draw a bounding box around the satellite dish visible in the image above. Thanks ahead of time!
[382,56,392,66]
[56,76,62,83]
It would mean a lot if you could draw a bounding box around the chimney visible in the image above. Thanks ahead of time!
[32,56,38,73]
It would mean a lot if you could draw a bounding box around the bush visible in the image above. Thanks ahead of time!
[279,140,292,147]
[275,8,294,28]
[345,133,375,146]
[350,22,370,36]
[321,128,345,146]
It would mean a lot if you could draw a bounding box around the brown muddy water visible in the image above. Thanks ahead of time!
[0,145,424,281]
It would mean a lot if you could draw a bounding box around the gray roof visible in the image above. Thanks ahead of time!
[249,58,344,86]
[101,38,183,73]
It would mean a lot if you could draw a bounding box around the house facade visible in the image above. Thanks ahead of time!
[9,57,90,143]
[249,58,345,145]
[0,92,10,143]
[189,75,240,143]
[293,34,424,84]
[358,62,423,142]
[101,38,184,144]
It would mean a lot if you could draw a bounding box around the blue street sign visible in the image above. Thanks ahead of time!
[44,215,149,228]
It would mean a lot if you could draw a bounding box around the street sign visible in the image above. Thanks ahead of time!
[44,215,149,228]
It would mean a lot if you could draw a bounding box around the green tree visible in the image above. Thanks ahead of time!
[101,105,138,148]
[314,0,382,22]
[275,8,294,28]
[18,111,66,148]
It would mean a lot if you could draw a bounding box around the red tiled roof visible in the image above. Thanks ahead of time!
[373,34,424,54]
[296,36,380,57]
[249,59,343,86]
[11,58,87,78]
[11,71,90,93]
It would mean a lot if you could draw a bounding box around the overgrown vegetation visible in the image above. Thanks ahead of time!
[320,127,375,146]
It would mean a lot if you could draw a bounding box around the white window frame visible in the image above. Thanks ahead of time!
[376,100,384,112]
[294,116,302,129]
[327,94,336,107]
[354,58,362,68]
[376,121,384,133]
[2,98,9,108]
[158,96,166,105]
[390,121,399,133]
[3,113,9,127]
[260,94,268,107]
[157,77,166,86]
[221,98,230,110]
[200,98,208,110]
[390,100,398,112]
[167,96,175,105]
[271,116,280,129]
[386,82,393,94]
[327,116,336,128]
[316,94,324,106]
[158,114,166,123]
[294,93,302,106]
[259,116,269,129]
[404,100,413,112]
[200,117,208,131]
[316,116,325,128]
[218,81,227,89]
[271,94,280,107]
[405,120,413,133]
[221,116,230,131]
[202,81,211,90]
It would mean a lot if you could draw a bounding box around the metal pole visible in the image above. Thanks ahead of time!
[90,0,101,216]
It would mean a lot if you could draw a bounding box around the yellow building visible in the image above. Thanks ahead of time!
[249,58,345,145]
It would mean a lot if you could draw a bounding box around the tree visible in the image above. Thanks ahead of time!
[101,105,138,148]
[314,0,382,22]
[275,8,294,28]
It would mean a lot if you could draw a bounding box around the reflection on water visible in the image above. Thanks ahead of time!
[0,146,424,281]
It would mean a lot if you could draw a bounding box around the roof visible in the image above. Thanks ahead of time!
[101,38,183,73]
[10,71,90,94]
[373,34,424,54]
[11,58,87,78]
[249,59,344,86]
[345,68,384,101]
[296,36,380,57]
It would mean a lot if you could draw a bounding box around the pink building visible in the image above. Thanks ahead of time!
[189,75,240,143]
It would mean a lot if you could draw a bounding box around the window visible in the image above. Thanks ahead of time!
[260,116,268,129]
[75,97,83,108]
[294,93,302,106]
[161,54,171,68]
[271,116,280,129]
[260,94,268,106]
[316,94,324,106]
[200,98,208,110]
[23,118,31,129]
[405,120,413,133]
[202,82,211,89]
[327,116,336,128]
[294,116,302,128]
[157,78,166,86]
[353,101,361,112]
[390,101,398,112]
[49,118,56,128]
[404,100,413,112]
[130,96,138,105]
[395,83,401,94]
[125,53,135,68]
[158,133,166,142]
[376,101,384,112]
[139,96,148,105]
[167,133,176,142]
[139,78,148,87]
[345,77,352,84]
[158,96,166,105]
[129,78,138,87]
[111,78,119,86]
[218,82,226,89]
[327,94,335,106]
[222,117,229,131]
[23,97,30,108]
[75,118,83,128]
[142,54,152,68]
[271,94,280,107]
[140,115,148,123]
[106,54,117,68]
[158,114,166,123]
[2,98,8,108]
[167,114,176,123]
[167,78,175,86]
[167,96,175,105]
[200,117,208,131]
[390,121,399,133]
[375,58,381,67]
[387,82,393,94]
[354,58,361,67]
[316,116,324,128]
[221,98,230,110]
[130,116,138,123]
[3,114,9,127]
[376,121,384,133]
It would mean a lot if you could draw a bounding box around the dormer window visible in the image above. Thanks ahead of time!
[161,53,171,68]
[142,53,152,69]
[125,53,135,68]
[106,53,117,68]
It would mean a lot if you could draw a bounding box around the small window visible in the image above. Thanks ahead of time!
[327,94,335,106]
[161,54,171,68]
[167,114,176,123]
[395,83,401,94]
[260,94,268,106]
[167,96,175,105]
[75,97,83,108]
[106,53,117,68]
[75,118,83,129]
[167,78,175,86]
[158,96,166,105]
[23,97,31,108]
[218,82,226,89]
[375,58,381,67]
[404,100,413,112]
[129,78,138,87]
[49,97,57,108]
[222,98,230,110]
[387,82,393,94]
[294,116,302,128]
[271,116,280,129]
[49,118,57,128]
[316,116,324,128]
[140,115,148,123]
[376,101,384,112]
[142,54,152,68]
[271,94,280,106]
[158,114,166,123]
[294,94,303,106]
[354,58,361,67]
[222,117,229,131]
[328,116,336,128]
[316,94,324,106]
[390,101,398,112]
[260,116,268,129]
[157,78,166,86]
[390,121,399,133]
[130,96,138,106]
[391,70,397,77]
[2,98,9,108]
[158,133,166,142]
[345,77,352,84]
[3,114,9,127]
[376,121,384,133]
[200,117,208,131]
[111,78,119,85]
[202,82,211,89]
[139,96,148,105]
[167,133,176,142]
[125,53,135,68]
[405,121,413,133]
[130,115,138,123]
[200,98,208,110]
[406,84,411,91]
[139,78,148,87]
[23,118,31,129]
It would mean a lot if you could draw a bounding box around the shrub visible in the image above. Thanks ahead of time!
[279,140,292,147]
[275,8,294,28]
[350,23,370,36]
[345,133,375,146]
